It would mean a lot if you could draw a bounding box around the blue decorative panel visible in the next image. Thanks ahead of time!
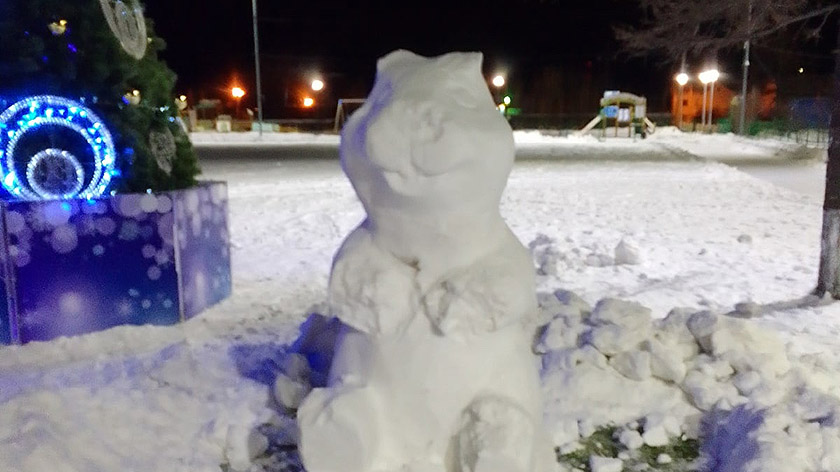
[174,182,232,319]
[0,211,11,345]
[0,182,231,344]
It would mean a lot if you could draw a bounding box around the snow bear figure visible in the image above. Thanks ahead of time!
[297,50,554,472]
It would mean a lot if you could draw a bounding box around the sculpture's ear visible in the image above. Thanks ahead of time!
[376,49,424,74]
[436,51,483,75]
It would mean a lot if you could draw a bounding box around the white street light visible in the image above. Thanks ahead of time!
[492,75,505,88]
[311,79,325,91]
[675,72,689,86]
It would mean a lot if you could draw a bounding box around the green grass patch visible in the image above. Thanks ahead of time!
[557,425,700,471]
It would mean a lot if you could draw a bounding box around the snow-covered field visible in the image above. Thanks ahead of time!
[0,130,834,471]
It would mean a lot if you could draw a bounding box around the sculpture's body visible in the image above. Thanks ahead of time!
[297,50,553,472]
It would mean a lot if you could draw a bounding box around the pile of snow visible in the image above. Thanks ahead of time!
[535,287,840,471]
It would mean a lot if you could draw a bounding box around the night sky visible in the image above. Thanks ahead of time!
[142,0,836,119]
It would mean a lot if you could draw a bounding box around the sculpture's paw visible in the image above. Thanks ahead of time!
[451,396,553,472]
[330,226,419,335]
[298,387,380,472]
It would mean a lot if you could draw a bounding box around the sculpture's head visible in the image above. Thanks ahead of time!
[340,50,515,217]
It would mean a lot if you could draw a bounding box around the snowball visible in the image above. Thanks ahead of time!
[686,311,718,352]
[273,374,310,410]
[535,317,583,353]
[589,455,622,472]
[280,353,311,381]
[733,370,762,395]
[618,429,643,450]
[641,424,669,447]
[224,426,268,472]
[613,240,640,265]
[586,324,648,356]
[682,370,740,411]
[643,339,687,383]
[588,298,651,330]
[553,289,592,315]
[610,351,651,381]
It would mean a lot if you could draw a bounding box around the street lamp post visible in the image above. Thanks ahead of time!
[675,72,689,129]
[699,69,719,131]
[252,0,264,137]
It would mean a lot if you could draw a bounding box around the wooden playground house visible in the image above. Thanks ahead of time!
[580,91,655,138]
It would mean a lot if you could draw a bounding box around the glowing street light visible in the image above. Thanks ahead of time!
[503,95,511,106]
[492,75,505,88]
[311,79,325,91]
[675,72,689,86]
[303,97,315,108]
[231,87,246,118]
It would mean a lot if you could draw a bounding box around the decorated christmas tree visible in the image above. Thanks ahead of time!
[0,0,200,200]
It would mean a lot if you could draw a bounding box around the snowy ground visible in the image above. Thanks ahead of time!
[0,130,834,471]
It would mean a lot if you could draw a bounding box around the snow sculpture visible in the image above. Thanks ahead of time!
[297,50,554,472]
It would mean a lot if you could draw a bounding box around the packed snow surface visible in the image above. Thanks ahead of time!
[0,127,836,472]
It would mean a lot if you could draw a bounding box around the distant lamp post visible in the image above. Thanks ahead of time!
[175,94,188,112]
[503,95,511,106]
[706,69,720,129]
[492,75,505,88]
[675,72,689,129]
[699,69,719,130]
[303,97,315,108]
[231,86,246,118]
[311,79,325,92]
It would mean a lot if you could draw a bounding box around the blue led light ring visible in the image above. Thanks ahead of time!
[26,149,85,199]
[0,95,117,200]
[5,118,103,199]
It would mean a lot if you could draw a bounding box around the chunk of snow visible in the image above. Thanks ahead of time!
[610,351,652,381]
[614,240,640,265]
[589,455,623,472]
[618,429,644,450]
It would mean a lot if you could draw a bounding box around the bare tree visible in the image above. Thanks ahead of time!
[616,0,840,299]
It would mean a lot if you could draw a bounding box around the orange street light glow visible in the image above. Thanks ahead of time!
[303,97,315,107]
[231,87,245,98]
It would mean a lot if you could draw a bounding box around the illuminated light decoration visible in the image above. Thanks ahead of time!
[675,72,689,86]
[303,97,315,108]
[26,149,85,199]
[98,0,148,60]
[492,75,505,88]
[503,95,511,105]
[48,19,68,36]
[0,95,117,200]
[311,79,325,91]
